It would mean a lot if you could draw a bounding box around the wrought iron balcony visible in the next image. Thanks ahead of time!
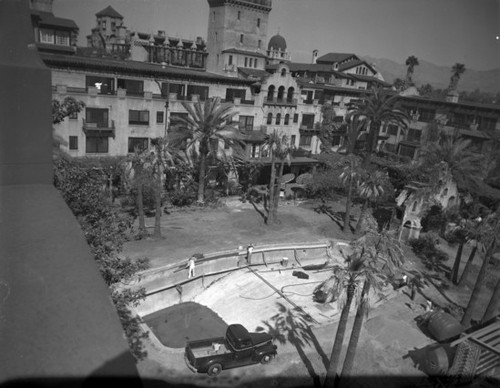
[82,119,115,138]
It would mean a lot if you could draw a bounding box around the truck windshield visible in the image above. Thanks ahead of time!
[226,329,251,350]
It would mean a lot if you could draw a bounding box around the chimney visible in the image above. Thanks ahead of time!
[312,49,318,64]
[446,90,459,103]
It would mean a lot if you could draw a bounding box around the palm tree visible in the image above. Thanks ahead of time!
[340,228,404,381]
[461,209,500,327]
[354,170,387,235]
[350,88,409,167]
[448,63,466,91]
[169,97,243,203]
[420,136,485,195]
[262,131,293,224]
[405,55,419,85]
[343,114,366,155]
[339,154,362,232]
[323,252,367,387]
[483,276,500,323]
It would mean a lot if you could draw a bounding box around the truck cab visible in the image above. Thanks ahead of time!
[185,324,277,376]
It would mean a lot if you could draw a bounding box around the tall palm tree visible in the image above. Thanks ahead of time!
[343,114,366,155]
[340,228,404,381]
[354,170,387,235]
[169,97,243,203]
[461,209,500,327]
[420,136,485,195]
[483,277,500,323]
[405,55,419,85]
[262,131,293,224]
[350,88,409,167]
[339,154,362,232]
[448,63,466,91]
[323,252,367,388]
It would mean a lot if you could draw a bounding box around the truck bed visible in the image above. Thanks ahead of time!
[190,340,231,359]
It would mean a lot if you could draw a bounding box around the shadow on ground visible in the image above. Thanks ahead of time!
[143,302,227,348]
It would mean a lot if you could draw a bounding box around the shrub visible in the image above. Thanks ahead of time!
[169,187,196,207]
[409,234,448,270]
[421,204,446,232]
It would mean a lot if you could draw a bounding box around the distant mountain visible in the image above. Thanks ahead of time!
[362,56,500,94]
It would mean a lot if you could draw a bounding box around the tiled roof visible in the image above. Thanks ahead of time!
[266,62,348,78]
[96,5,123,19]
[238,68,270,80]
[316,53,358,64]
[222,48,268,59]
[39,52,253,85]
[401,95,500,113]
[350,74,390,86]
[33,11,78,30]
[338,60,377,74]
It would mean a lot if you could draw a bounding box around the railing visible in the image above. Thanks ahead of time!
[82,119,115,139]
[263,97,297,106]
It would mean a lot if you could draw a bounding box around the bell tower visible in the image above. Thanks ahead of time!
[206,0,272,75]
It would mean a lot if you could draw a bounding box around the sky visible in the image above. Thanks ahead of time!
[53,0,500,71]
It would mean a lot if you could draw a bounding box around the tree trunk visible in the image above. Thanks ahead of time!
[343,175,353,232]
[354,200,369,235]
[323,284,355,388]
[197,152,207,203]
[340,280,370,383]
[153,170,162,239]
[482,276,500,324]
[450,241,464,284]
[137,182,146,237]
[272,160,285,222]
[461,239,496,327]
[268,155,277,224]
[458,245,478,287]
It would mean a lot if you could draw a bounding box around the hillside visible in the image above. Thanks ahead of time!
[362,56,500,94]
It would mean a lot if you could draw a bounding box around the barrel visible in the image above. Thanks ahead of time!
[427,311,465,342]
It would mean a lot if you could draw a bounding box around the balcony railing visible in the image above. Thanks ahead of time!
[263,97,297,106]
[82,119,115,138]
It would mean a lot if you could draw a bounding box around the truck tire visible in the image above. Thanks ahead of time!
[260,354,273,364]
[207,363,222,376]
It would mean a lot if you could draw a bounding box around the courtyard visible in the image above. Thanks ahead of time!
[122,197,498,387]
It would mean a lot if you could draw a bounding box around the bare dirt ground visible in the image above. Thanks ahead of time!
[124,197,499,387]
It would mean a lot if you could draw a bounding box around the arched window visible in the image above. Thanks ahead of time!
[287,87,294,102]
[276,113,281,125]
[267,113,273,125]
[267,85,275,101]
[237,11,241,20]
[277,86,285,101]
[281,68,286,77]
[284,114,290,125]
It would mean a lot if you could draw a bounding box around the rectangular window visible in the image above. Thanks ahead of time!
[293,113,299,123]
[398,144,416,159]
[237,11,241,20]
[187,85,209,101]
[86,76,114,95]
[240,34,244,44]
[258,40,261,49]
[407,128,422,143]
[291,135,296,146]
[40,28,54,44]
[117,79,144,96]
[387,124,398,136]
[239,115,254,131]
[85,108,109,128]
[128,137,149,153]
[228,55,233,65]
[69,136,78,150]
[226,88,246,101]
[419,108,436,122]
[254,59,258,68]
[102,21,107,29]
[299,135,312,146]
[55,30,70,46]
[86,136,108,154]
[156,111,164,123]
[129,110,149,125]
[250,144,260,158]
[163,83,185,99]
[249,58,253,67]
[257,18,261,27]
[301,114,315,129]
[244,57,248,67]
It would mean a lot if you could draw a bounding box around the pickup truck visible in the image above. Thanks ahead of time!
[184,324,278,376]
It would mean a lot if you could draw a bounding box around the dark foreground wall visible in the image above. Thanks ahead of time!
[0,1,140,385]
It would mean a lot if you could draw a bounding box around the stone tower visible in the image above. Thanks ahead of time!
[206,0,272,75]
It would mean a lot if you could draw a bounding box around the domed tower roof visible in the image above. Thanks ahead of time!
[268,33,286,51]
